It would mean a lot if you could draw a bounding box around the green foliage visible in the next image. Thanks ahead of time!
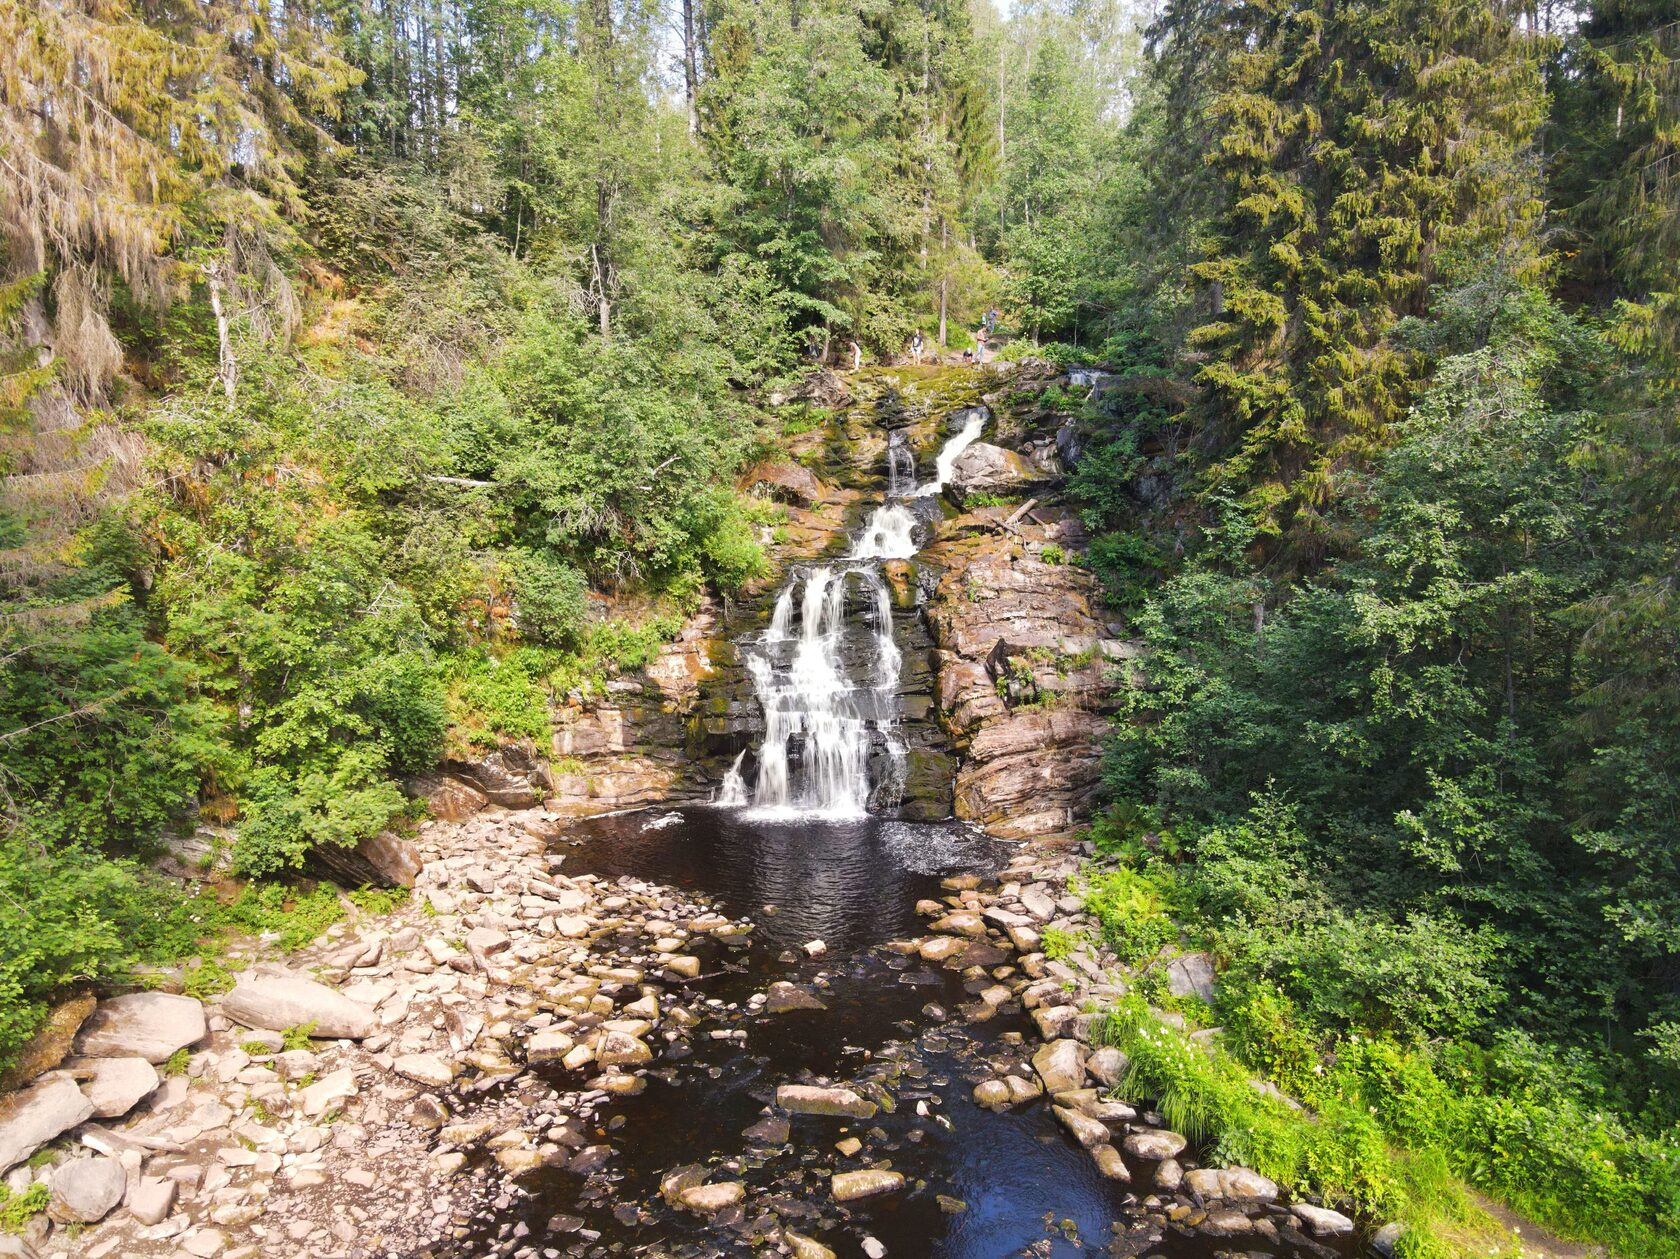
[510,552,589,647]
[0,838,209,1073]
[219,884,345,953]
[180,957,236,1001]
[1076,867,1175,965]
[281,1022,318,1052]
[0,1182,50,1234]
[162,1048,190,1077]
[1040,927,1078,962]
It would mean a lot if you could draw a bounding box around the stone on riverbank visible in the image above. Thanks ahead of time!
[677,1181,745,1213]
[831,1168,904,1201]
[1185,1166,1278,1202]
[221,974,377,1040]
[776,1084,877,1119]
[65,1056,158,1118]
[49,1156,125,1223]
[0,1074,95,1173]
[1296,1203,1356,1236]
[1031,1038,1086,1095]
[766,982,827,1014]
[74,993,205,1064]
[1123,1128,1187,1160]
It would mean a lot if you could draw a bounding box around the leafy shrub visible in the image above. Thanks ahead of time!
[511,550,589,646]
[1077,867,1176,964]
[0,838,204,1073]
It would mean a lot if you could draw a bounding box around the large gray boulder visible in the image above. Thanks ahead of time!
[1166,951,1217,1003]
[73,993,205,1064]
[49,1156,125,1223]
[947,442,1052,498]
[65,1056,158,1118]
[0,1075,94,1173]
[1031,1039,1087,1095]
[221,974,377,1040]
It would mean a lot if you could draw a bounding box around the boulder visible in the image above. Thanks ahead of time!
[73,993,205,1064]
[126,1175,178,1226]
[972,1079,1011,1110]
[1084,1046,1129,1089]
[305,828,422,889]
[1122,1128,1187,1161]
[947,442,1052,498]
[765,982,827,1014]
[1200,1208,1254,1237]
[677,1182,745,1213]
[1031,1039,1087,1095]
[526,1031,575,1063]
[1091,1145,1130,1181]
[737,460,828,508]
[1185,1166,1278,1202]
[221,974,377,1040]
[1053,1105,1109,1149]
[929,912,986,938]
[0,994,96,1091]
[0,1075,94,1173]
[405,771,489,821]
[830,1169,904,1202]
[1154,1158,1184,1192]
[595,1032,653,1069]
[1295,1204,1356,1237]
[918,937,967,963]
[48,1156,125,1223]
[65,1056,158,1118]
[298,1067,358,1118]
[392,1054,457,1087]
[776,1085,876,1120]
[1166,951,1217,1003]
[449,744,547,808]
[786,1232,837,1259]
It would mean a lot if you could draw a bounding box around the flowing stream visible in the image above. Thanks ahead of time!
[718,408,988,817]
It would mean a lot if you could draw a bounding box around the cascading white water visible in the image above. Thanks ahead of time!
[717,407,988,816]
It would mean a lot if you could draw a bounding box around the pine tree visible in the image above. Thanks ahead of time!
[1174,0,1547,554]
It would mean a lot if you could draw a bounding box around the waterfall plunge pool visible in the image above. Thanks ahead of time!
[462,806,1298,1259]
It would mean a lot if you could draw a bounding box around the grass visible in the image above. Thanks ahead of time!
[1099,997,1528,1259]
[162,1047,190,1076]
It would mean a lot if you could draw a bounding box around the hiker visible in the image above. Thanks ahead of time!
[910,330,924,365]
[985,307,998,334]
[849,339,863,371]
[975,325,988,363]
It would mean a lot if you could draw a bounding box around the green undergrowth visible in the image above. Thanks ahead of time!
[1102,997,1525,1259]
[0,1182,49,1234]
[0,865,409,1076]
[443,610,687,752]
[1097,960,1680,1258]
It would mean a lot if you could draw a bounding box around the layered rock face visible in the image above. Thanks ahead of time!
[921,506,1131,840]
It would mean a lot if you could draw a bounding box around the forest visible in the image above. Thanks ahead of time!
[2,0,1678,1248]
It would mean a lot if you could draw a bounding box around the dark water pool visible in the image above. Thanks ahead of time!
[459,808,1260,1259]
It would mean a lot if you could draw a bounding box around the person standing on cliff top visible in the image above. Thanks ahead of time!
[849,339,862,371]
[910,330,924,365]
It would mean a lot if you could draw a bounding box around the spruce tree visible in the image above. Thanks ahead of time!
[1173,0,1547,554]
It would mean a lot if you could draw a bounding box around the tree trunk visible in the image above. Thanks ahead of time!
[206,265,237,402]
[682,0,700,135]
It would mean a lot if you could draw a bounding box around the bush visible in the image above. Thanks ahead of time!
[511,550,589,646]
[1078,867,1176,964]
[0,838,203,1073]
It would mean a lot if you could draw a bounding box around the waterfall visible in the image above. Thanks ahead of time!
[723,407,988,817]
